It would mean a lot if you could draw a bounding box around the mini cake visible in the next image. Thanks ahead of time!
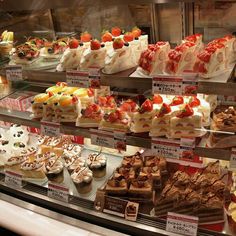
[140,166,160,181]
[56,38,85,71]
[42,94,61,121]
[80,39,106,70]
[105,173,128,195]
[80,32,92,49]
[115,166,136,182]
[139,42,170,75]
[166,42,198,75]
[144,155,166,172]
[169,104,203,138]
[103,38,137,74]
[128,175,152,198]
[87,153,106,178]
[54,95,80,122]
[62,143,82,158]
[66,156,86,174]
[43,158,64,183]
[5,155,27,173]
[98,96,116,113]
[31,93,51,119]
[71,166,93,194]
[76,103,103,127]
[99,109,130,132]
[122,152,143,169]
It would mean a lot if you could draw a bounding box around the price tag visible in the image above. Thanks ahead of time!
[5,170,22,188]
[180,137,196,159]
[6,65,23,81]
[88,67,101,89]
[230,148,236,169]
[48,182,69,203]
[41,121,60,137]
[182,73,198,96]
[153,76,182,95]
[102,195,139,221]
[166,212,198,236]
[113,131,126,151]
[66,70,89,88]
[151,138,180,159]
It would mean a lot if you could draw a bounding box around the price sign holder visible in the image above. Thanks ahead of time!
[166,212,198,236]
[179,137,196,159]
[113,131,126,151]
[230,148,236,169]
[48,182,69,203]
[151,137,180,159]
[66,70,89,88]
[94,190,139,222]
[5,170,22,188]
[5,65,23,81]
[41,121,60,137]
[88,67,101,89]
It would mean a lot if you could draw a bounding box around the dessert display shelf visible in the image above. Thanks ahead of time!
[1,65,236,96]
[0,107,232,162]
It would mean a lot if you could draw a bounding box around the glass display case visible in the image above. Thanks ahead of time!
[0,0,236,235]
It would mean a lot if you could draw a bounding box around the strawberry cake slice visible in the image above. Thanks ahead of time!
[169,104,203,138]
[103,38,136,74]
[80,39,107,70]
[166,42,198,75]
[98,95,117,113]
[194,42,226,78]
[99,109,130,132]
[138,42,170,76]
[101,31,113,52]
[76,103,103,127]
[132,27,148,51]
[182,33,203,51]
[80,32,92,49]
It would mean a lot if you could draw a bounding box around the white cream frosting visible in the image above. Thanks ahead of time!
[6,156,26,166]
[44,159,63,174]
[21,160,43,170]
[87,153,106,168]
[71,166,93,184]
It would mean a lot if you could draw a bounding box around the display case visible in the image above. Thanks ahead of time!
[1,1,236,235]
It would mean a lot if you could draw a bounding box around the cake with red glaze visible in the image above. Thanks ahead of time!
[166,42,198,75]
[138,42,170,76]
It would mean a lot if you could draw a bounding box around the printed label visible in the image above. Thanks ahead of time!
[166,212,198,236]
[113,131,126,151]
[5,170,22,188]
[88,67,101,89]
[182,73,198,96]
[66,70,89,88]
[6,65,23,81]
[48,182,69,203]
[41,121,60,137]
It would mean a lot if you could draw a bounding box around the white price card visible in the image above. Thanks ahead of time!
[90,129,114,149]
[48,182,69,203]
[6,65,23,81]
[182,73,198,96]
[41,121,60,137]
[152,76,182,95]
[166,212,198,236]
[88,67,101,89]
[230,148,236,169]
[5,170,22,188]
[151,138,180,159]
[113,131,126,151]
[179,137,196,159]
[66,70,89,88]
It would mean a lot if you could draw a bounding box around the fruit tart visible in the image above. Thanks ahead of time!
[76,103,103,127]
[99,109,130,132]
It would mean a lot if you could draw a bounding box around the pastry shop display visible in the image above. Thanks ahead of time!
[103,38,136,74]
[80,39,106,70]
[76,103,103,127]
[0,30,14,57]
[40,37,68,61]
[87,152,107,178]
[209,106,236,148]
[71,166,93,194]
[99,109,130,132]
[138,42,170,76]
[57,38,85,72]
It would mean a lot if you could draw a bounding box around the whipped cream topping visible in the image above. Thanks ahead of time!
[87,153,106,168]
[67,157,86,170]
[46,137,62,147]
[71,166,93,184]
[20,147,37,156]
[36,152,57,162]
[44,159,63,174]
[21,160,43,170]
[37,135,48,145]
[6,156,26,165]
[63,144,82,157]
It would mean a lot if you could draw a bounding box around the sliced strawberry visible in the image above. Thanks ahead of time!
[69,38,79,49]
[98,96,107,106]
[108,112,119,123]
[123,32,134,42]
[139,99,153,114]
[170,96,184,106]
[91,39,101,50]
[120,102,132,112]
[84,106,93,117]
[168,50,181,62]
[157,103,171,117]
[115,110,123,120]
[197,51,211,63]
[132,27,142,38]
[72,96,78,103]
[111,27,122,37]
[176,104,194,118]
[80,32,92,42]
[189,96,200,107]
[87,88,94,97]
[153,95,163,104]
[102,31,113,42]
[113,38,124,49]
[91,103,100,112]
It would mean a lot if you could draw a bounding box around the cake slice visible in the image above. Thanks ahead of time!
[105,173,128,195]
[122,152,143,169]
[73,88,94,108]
